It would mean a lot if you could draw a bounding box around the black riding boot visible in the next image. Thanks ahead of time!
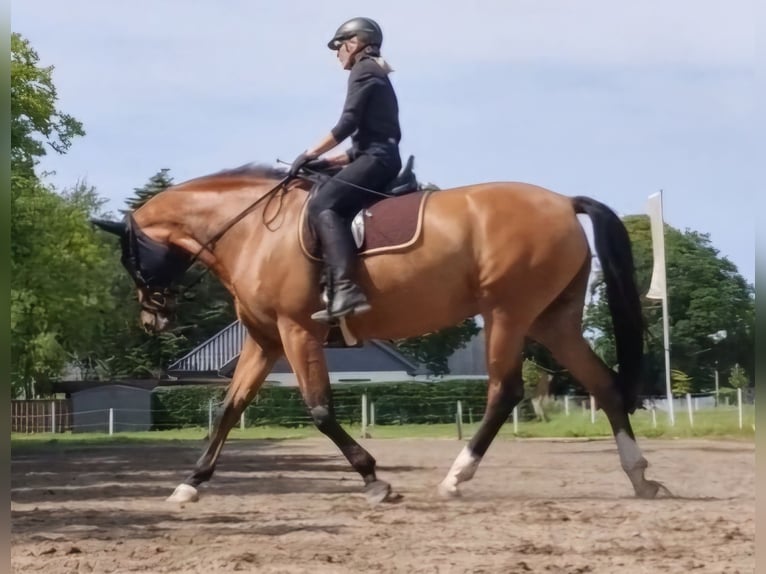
[311,209,371,323]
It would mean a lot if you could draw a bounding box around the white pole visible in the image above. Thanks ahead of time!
[714,367,719,407]
[51,401,56,434]
[370,402,375,427]
[651,406,657,428]
[590,395,596,424]
[109,408,114,436]
[564,395,570,416]
[208,399,213,436]
[456,400,463,440]
[737,388,743,430]
[512,406,518,434]
[240,411,245,431]
[361,393,368,438]
[646,191,674,426]
[686,393,694,427]
[661,295,674,426]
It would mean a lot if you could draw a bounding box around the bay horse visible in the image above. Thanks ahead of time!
[92,162,668,504]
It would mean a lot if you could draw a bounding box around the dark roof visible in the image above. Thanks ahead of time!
[167,320,421,379]
[219,339,420,378]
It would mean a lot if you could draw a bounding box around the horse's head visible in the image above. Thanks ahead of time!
[91,216,193,333]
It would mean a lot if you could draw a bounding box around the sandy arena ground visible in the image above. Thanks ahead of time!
[11,436,754,573]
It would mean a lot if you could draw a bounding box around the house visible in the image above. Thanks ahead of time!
[52,380,157,433]
[166,320,423,385]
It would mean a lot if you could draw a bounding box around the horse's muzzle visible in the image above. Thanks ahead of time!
[141,309,171,333]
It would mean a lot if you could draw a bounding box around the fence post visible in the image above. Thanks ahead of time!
[564,395,570,416]
[208,399,214,437]
[737,388,743,430]
[109,408,114,436]
[370,402,375,427]
[456,401,463,440]
[512,406,519,434]
[590,395,596,424]
[51,401,56,434]
[686,393,694,427]
[361,393,368,438]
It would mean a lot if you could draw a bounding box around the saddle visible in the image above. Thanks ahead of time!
[298,156,433,348]
[299,155,432,261]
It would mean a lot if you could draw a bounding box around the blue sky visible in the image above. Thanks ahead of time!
[12,0,757,285]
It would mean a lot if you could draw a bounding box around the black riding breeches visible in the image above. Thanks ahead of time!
[308,151,401,223]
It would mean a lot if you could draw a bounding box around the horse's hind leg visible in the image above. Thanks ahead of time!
[529,289,666,499]
[438,308,527,497]
[277,317,393,504]
[167,332,281,503]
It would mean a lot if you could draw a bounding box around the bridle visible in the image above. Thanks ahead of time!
[123,175,291,315]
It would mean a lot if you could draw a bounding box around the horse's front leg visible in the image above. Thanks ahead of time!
[166,332,281,503]
[277,317,394,504]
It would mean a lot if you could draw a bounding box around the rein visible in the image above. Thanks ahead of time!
[180,175,291,292]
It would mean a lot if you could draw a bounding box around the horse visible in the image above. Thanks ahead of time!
[92,162,668,504]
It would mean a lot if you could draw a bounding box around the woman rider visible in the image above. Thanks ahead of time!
[288,17,402,323]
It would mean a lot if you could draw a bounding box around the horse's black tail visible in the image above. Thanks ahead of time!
[572,196,645,413]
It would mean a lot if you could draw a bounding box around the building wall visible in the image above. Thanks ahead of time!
[264,370,415,387]
[446,329,487,377]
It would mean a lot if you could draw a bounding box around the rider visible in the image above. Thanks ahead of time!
[288,17,403,323]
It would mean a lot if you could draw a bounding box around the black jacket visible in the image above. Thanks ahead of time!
[330,55,401,159]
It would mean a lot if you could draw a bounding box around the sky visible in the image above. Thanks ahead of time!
[12,0,758,285]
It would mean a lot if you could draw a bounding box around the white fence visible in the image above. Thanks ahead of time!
[10,391,754,437]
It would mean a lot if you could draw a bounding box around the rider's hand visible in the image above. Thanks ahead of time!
[304,158,332,171]
[288,151,316,177]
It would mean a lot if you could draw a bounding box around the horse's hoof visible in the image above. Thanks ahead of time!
[364,480,394,505]
[437,481,461,498]
[166,483,199,503]
[635,479,673,500]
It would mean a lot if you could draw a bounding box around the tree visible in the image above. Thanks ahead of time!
[10,33,117,398]
[584,215,754,396]
[11,179,120,397]
[11,32,84,175]
[522,358,551,422]
[670,369,692,397]
[727,364,749,389]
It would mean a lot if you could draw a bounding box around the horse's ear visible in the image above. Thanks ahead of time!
[90,218,126,237]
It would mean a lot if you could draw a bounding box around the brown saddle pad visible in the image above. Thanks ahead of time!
[299,190,432,261]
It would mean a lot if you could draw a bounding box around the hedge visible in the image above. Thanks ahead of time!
[151,379,543,430]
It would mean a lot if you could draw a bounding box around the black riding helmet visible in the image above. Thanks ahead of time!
[327,17,383,50]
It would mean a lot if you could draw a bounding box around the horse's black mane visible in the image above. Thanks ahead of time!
[126,163,289,211]
[196,162,289,182]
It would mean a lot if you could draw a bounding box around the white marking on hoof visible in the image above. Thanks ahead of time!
[437,481,461,498]
[438,446,481,498]
[166,483,199,503]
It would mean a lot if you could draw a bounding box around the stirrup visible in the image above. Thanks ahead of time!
[311,300,371,323]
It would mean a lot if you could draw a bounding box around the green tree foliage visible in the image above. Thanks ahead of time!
[10,32,116,397]
[727,364,749,389]
[11,32,84,175]
[584,215,754,395]
[670,369,692,397]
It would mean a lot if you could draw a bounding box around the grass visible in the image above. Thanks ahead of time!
[11,406,754,451]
